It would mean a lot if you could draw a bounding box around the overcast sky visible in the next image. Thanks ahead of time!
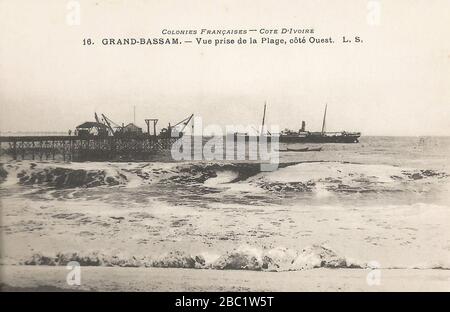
[0,0,449,135]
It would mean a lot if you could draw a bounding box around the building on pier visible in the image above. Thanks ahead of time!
[75,122,109,138]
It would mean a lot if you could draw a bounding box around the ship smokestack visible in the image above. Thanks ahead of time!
[301,121,306,132]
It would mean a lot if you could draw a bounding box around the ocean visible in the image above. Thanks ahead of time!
[1,136,449,272]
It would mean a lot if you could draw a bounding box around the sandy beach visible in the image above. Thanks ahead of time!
[1,265,449,292]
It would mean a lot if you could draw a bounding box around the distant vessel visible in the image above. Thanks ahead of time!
[286,146,323,152]
[279,104,361,143]
[235,103,361,144]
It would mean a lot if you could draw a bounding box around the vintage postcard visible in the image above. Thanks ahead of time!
[0,0,449,294]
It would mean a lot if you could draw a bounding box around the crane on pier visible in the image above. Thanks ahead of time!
[101,113,123,136]
[94,113,101,124]
[160,114,194,138]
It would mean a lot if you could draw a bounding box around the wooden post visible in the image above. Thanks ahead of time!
[21,141,25,160]
[70,139,73,161]
[12,141,17,160]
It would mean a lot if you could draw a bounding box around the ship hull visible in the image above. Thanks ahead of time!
[279,133,360,143]
[233,133,361,144]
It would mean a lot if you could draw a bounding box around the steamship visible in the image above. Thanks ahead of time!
[234,104,361,144]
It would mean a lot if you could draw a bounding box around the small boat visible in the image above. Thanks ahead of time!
[286,147,309,152]
[283,146,323,152]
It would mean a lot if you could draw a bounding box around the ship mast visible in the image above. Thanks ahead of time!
[321,104,327,134]
[261,101,267,135]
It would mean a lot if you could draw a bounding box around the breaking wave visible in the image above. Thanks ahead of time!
[17,244,450,271]
[1,161,447,192]
[1,162,128,188]
[17,168,126,188]
[0,163,7,183]
[19,245,366,271]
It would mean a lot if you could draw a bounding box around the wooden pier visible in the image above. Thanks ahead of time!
[0,136,178,161]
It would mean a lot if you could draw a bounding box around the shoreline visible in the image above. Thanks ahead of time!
[1,265,449,292]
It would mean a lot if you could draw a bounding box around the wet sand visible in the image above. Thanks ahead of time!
[1,265,449,292]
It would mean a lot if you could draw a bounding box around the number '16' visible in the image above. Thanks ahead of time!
[83,38,93,45]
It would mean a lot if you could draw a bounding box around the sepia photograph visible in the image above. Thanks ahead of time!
[0,0,449,302]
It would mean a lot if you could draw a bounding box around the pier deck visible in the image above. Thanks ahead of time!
[0,136,178,161]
